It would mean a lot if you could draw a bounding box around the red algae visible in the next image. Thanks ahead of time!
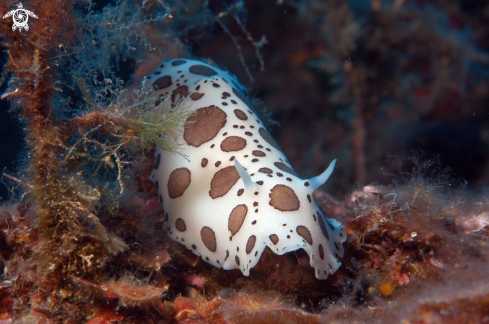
[104,277,169,307]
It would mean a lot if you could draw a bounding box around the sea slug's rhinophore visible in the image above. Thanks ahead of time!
[147,58,346,279]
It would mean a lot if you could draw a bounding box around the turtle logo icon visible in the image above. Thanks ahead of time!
[3,3,38,32]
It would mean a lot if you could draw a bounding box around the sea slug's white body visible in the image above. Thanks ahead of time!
[147,58,346,279]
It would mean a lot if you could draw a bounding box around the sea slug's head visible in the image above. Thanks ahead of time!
[234,158,347,279]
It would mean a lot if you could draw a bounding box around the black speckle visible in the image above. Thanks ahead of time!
[172,59,187,66]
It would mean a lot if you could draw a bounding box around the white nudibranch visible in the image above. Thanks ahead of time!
[147,58,346,279]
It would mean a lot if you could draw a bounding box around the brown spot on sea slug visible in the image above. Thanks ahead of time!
[318,244,325,260]
[209,166,240,199]
[269,234,279,245]
[171,85,188,103]
[201,226,217,252]
[190,92,205,100]
[274,162,298,177]
[269,184,300,211]
[168,168,191,198]
[189,65,218,76]
[234,109,248,120]
[228,204,248,236]
[175,218,186,232]
[259,127,281,150]
[184,105,226,147]
[318,215,330,240]
[258,167,273,174]
[246,235,256,254]
[296,226,313,245]
[153,75,172,90]
[221,136,246,152]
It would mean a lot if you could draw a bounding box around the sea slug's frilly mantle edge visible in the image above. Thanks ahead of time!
[146,58,346,279]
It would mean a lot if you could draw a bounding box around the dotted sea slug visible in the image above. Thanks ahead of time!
[147,58,346,279]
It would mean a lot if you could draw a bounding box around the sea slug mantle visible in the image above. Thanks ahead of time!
[147,58,346,279]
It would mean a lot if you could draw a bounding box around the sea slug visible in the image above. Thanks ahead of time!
[147,58,346,279]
